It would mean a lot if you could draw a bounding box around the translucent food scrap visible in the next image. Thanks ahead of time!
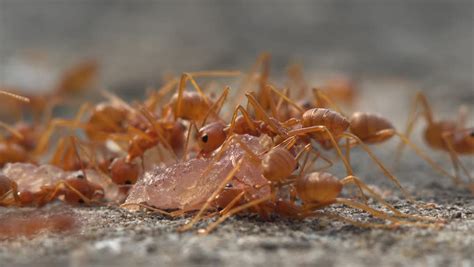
[1,163,119,201]
[124,135,270,211]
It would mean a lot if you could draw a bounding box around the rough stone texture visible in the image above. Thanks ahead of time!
[0,1,473,267]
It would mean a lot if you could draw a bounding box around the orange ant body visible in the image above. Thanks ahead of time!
[396,92,473,188]
[0,173,103,207]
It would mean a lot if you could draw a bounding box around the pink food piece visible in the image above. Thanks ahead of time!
[124,134,270,211]
[1,163,119,201]
[2,163,65,192]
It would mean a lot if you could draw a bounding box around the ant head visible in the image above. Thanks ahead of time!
[197,122,227,154]
[17,190,34,206]
[295,172,342,205]
[109,157,140,185]
[62,179,103,205]
[0,174,13,196]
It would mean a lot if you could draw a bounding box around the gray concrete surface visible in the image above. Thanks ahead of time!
[0,1,473,267]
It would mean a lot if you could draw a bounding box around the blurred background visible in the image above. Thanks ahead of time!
[0,0,472,111]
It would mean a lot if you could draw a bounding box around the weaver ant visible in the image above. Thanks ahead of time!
[0,167,104,207]
[306,89,461,186]
[395,92,473,190]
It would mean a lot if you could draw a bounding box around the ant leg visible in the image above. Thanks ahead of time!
[59,181,96,205]
[312,88,346,116]
[218,191,246,216]
[341,176,439,222]
[276,136,298,150]
[232,138,261,163]
[199,193,273,234]
[145,78,179,111]
[201,86,230,126]
[334,198,440,228]
[227,105,259,136]
[0,90,30,103]
[245,92,284,135]
[275,88,289,113]
[395,91,435,166]
[0,121,24,139]
[345,138,351,166]
[70,136,88,180]
[50,137,68,166]
[199,135,244,178]
[295,145,314,178]
[263,85,279,119]
[34,103,93,155]
[442,132,473,184]
[183,122,197,161]
[182,72,210,103]
[174,73,188,119]
[179,70,241,113]
[269,85,304,113]
[119,203,175,217]
[287,64,308,97]
[339,132,416,203]
[174,71,239,119]
[178,159,244,232]
[137,107,178,161]
[35,119,78,156]
[391,131,462,184]
[0,181,20,205]
[234,53,271,108]
[313,152,334,172]
[287,126,353,176]
[240,53,271,91]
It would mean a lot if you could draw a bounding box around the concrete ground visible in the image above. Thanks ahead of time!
[0,1,473,266]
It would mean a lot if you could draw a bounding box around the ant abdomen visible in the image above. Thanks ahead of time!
[301,108,349,141]
[170,91,210,121]
[262,147,297,182]
[423,120,457,150]
[295,172,343,205]
[349,112,395,143]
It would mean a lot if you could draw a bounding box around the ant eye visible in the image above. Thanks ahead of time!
[201,134,209,143]
[470,131,474,137]
[77,174,85,179]
[125,180,132,185]
[78,199,85,204]
[225,183,233,188]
